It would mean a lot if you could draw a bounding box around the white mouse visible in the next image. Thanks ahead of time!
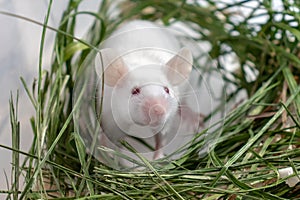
[95,20,195,160]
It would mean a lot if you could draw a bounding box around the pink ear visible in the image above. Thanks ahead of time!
[165,48,193,85]
[95,48,129,87]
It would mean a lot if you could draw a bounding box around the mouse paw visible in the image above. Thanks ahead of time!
[153,150,165,160]
[198,113,205,128]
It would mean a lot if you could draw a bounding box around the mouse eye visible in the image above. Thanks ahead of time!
[131,87,140,95]
[164,86,170,94]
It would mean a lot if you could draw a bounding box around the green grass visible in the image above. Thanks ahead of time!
[2,0,300,199]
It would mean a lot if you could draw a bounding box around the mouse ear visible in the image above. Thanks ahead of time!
[165,47,193,85]
[95,48,129,87]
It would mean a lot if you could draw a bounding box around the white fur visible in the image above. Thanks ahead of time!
[95,20,193,160]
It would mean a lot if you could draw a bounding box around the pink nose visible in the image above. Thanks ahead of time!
[142,98,168,125]
[151,104,166,116]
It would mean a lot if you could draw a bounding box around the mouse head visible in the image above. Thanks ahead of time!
[95,48,193,133]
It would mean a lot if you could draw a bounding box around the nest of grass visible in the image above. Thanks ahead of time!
[4,0,300,199]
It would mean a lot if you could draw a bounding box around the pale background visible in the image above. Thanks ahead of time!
[0,0,98,198]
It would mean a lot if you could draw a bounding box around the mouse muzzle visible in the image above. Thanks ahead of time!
[142,97,168,127]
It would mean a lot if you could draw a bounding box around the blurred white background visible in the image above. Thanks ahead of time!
[0,0,99,198]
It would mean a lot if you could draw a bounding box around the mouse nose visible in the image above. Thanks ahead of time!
[142,98,168,126]
[151,104,166,116]
[148,104,166,126]
[143,98,167,116]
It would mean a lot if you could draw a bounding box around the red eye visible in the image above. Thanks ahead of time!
[131,87,140,95]
[164,87,169,94]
